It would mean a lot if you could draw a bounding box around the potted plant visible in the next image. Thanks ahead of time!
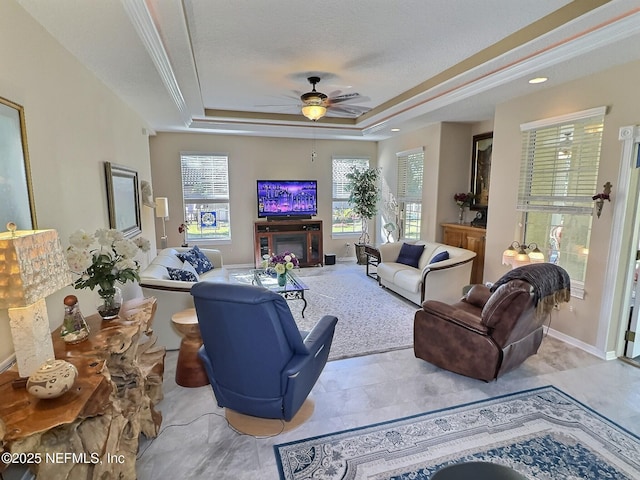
[346,166,380,264]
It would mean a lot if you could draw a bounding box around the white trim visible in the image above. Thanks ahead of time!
[545,327,612,360]
[602,125,640,355]
[0,353,16,373]
[332,155,371,161]
[121,0,191,126]
[396,147,424,157]
[520,106,607,131]
[570,281,585,300]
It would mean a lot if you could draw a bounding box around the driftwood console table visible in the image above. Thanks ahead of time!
[0,297,165,480]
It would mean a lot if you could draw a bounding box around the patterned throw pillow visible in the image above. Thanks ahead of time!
[177,245,214,274]
[167,267,198,282]
[396,243,425,268]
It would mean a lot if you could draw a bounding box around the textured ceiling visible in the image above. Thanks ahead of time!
[16,0,640,140]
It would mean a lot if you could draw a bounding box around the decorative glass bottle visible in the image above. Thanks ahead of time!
[61,295,90,344]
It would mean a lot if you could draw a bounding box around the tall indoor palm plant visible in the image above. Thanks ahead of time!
[346,166,380,262]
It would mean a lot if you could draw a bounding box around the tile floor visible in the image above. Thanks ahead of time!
[136,334,640,479]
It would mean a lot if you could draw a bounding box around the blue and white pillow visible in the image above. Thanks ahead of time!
[167,266,199,282]
[177,245,214,274]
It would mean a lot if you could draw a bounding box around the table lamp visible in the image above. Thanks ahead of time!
[0,224,72,377]
[155,197,169,249]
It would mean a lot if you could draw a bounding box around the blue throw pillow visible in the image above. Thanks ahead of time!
[430,251,450,264]
[167,267,198,282]
[395,243,425,268]
[177,245,214,274]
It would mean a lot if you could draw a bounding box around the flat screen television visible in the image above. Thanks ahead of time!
[257,180,318,219]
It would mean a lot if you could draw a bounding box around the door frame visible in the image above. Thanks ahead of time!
[600,126,640,358]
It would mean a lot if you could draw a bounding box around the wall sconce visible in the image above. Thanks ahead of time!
[0,224,72,377]
[155,197,169,249]
[502,241,545,268]
[592,181,612,218]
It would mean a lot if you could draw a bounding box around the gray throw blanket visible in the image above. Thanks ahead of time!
[490,263,571,315]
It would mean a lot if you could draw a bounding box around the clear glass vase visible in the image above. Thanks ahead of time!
[96,286,122,320]
[277,272,287,287]
[458,206,465,224]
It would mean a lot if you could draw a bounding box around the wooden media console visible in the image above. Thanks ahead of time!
[254,219,323,267]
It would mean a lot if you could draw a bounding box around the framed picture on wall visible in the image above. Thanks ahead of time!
[470,132,493,210]
[105,162,141,238]
[0,96,37,230]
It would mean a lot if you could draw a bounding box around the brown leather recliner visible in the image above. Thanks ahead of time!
[413,268,569,381]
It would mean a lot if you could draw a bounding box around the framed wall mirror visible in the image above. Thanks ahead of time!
[105,162,141,238]
[0,96,37,230]
[470,132,493,210]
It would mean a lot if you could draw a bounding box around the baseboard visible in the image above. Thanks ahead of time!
[0,353,16,373]
[545,327,615,360]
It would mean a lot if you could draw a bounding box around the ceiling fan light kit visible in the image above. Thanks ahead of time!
[301,76,328,121]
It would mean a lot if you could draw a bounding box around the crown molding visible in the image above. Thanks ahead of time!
[121,0,191,126]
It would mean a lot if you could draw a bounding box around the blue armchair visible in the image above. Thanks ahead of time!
[190,282,338,421]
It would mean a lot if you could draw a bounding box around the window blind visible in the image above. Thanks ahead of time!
[517,109,605,215]
[332,157,369,200]
[181,154,229,202]
[396,148,424,202]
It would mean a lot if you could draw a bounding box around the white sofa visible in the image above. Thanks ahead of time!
[139,247,228,350]
[377,241,476,305]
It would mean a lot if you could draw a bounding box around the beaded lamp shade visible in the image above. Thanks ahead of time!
[0,228,71,377]
[0,229,71,309]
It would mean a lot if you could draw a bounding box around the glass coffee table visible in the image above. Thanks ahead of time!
[231,268,309,317]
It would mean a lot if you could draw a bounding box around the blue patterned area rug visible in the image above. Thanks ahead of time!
[274,386,640,479]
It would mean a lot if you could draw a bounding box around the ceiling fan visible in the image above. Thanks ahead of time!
[299,76,370,121]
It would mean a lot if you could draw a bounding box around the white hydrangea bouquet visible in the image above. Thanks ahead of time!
[66,229,150,312]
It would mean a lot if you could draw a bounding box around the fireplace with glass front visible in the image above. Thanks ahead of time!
[254,219,323,267]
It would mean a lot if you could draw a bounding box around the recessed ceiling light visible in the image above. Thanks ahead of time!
[391,128,400,132]
[528,77,548,84]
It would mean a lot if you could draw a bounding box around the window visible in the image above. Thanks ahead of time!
[180,154,231,242]
[332,157,369,235]
[518,107,606,297]
[397,148,424,240]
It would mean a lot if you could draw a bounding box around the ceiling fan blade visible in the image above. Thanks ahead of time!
[329,92,361,103]
[328,104,371,116]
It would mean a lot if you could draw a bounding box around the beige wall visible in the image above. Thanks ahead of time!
[487,59,640,352]
[377,122,479,243]
[0,1,153,366]
[149,132,377,264]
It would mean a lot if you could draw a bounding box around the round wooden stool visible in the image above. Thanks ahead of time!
[171,308,209,388]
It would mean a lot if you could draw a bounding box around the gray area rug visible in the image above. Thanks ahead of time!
[287,265,418,361]
[274,385,640,479]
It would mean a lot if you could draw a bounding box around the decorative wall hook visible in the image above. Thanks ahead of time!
[592,181,612,218]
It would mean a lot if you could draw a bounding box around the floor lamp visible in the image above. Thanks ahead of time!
[155,197,169,249]
[0,225,72,377]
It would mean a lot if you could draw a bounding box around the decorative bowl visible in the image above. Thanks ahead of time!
[26,359,78,399]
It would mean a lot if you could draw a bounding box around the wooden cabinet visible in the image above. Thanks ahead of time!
[254,219,323,267]
[442,223,486,285]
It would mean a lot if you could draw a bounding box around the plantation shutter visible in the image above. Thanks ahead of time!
[396,148,424,202]
[517,107,606,214]
[181,154,229,204]
[332,157,369,200]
